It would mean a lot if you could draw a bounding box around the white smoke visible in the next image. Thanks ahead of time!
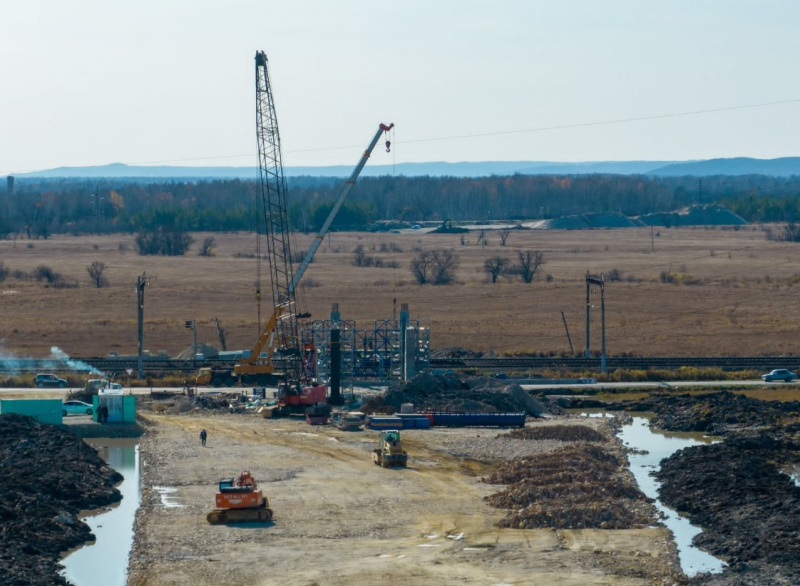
[0,343,27,376]
[47,346,104,376]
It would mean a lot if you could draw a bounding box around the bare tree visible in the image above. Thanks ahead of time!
[410,250,436,284]
[431,249,460,284]
[499,228,511,246]
[198,236,216,257]
[782,222,800,242]
[86,261,109,288]
[410,249,460,285]
[477,229,487,249]
[516,250,544,284]
[484,256,507,283]
[352,244,375,267]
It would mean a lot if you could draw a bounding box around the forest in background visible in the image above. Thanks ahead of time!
[3,173,800,239]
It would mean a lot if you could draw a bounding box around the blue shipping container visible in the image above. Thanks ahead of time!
[424,412,525,428]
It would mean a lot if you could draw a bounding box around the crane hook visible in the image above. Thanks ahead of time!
[385,139,391,153]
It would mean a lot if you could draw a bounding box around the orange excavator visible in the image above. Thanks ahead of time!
[206,470,273,524]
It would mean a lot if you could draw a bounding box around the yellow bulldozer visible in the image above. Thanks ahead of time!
[372,430,408,468]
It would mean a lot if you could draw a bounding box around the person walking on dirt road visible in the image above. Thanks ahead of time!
[200,429,207,447]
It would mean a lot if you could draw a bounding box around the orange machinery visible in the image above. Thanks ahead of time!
[207,471,273,524]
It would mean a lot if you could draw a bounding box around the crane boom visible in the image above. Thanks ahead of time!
[237,121,394,376]
[290,122,394,294]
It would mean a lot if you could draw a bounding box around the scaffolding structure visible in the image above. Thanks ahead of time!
[301,305,430,386]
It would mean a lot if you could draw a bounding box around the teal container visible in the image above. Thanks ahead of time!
[94,394,136,423]
[0,399,63,425]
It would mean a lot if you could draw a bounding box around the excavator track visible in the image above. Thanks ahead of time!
[207,500,273,524]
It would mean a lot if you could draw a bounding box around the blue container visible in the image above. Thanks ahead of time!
[367,415,403,429]
[425,412,525,428]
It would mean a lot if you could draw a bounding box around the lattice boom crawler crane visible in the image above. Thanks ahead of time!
[199,49,393,414]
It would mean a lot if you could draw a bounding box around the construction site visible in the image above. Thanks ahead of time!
[4,48,800,586]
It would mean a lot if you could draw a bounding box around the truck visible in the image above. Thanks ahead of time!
[372,429,408,468]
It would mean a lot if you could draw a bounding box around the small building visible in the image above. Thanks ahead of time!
[94,389,136,423]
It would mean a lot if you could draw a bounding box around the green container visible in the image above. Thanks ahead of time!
[0,399,63,425]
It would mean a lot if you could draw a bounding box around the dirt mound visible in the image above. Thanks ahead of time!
[609,390,800,435]
[639,204,747,227]
[364,372,545,415]
[542,212,644,230]
[153,393,237,415]
[499,424,606,442]
[656,426,800,583]
[483,443,656,530]
[0,414,123,585]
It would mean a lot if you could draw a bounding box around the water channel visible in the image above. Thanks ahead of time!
[615,414,726,577]
[60,439,141,586]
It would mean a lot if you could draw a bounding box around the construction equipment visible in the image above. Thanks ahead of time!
[372,429,408,468]
[207,470,273,524]
[337,411,365,431]
[305,403,331,425]
[198,50,394,410]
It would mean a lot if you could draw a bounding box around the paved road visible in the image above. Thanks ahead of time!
[0,379,791,397]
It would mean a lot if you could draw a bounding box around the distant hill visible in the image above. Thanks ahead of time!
[10,160,678,179]
[649,157,800,177]
[10,157,800,180]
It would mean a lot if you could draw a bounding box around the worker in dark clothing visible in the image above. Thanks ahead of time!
[102,405,109,423]
[200,429,207,447]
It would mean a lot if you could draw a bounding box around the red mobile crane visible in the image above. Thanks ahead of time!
[197,50,393,413]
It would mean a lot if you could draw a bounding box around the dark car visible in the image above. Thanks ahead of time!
[761,369,798,383]
[34,373,68,388]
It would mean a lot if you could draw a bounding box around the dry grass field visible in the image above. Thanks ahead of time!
[1,224,799,360]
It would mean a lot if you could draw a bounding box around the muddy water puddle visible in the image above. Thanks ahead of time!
[60,438,140,586]
[616,415,726,577]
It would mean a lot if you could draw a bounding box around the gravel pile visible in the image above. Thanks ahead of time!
[367,372,545,415]
[499,424,606,442]
[482,424,657,531]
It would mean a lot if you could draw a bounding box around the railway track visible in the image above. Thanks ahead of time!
[2,355,799,375]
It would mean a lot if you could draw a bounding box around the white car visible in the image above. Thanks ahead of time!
[63,400,93,416]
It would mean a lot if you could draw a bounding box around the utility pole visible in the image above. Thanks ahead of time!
[585,272,591,359]
[136,273,147,379]
[214,317,227,351]
[585,273,607,372]
[185,319,197,362]
[560,310,574,355]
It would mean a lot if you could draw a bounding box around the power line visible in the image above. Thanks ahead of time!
[13,96,799,172]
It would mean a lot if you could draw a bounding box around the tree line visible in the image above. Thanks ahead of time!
[4,173,800,240]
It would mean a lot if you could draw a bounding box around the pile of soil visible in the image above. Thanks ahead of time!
[364,372,546,415]
[608,390,800,435]
[0,414,123,586]
[499,424,606,442]
[656,425,800,584]
[483,442,657,530]
[148,393,240,415]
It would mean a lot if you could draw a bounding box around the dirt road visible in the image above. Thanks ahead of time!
[127,411,681,585]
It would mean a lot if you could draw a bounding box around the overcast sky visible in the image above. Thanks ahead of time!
[3,1,800,174]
